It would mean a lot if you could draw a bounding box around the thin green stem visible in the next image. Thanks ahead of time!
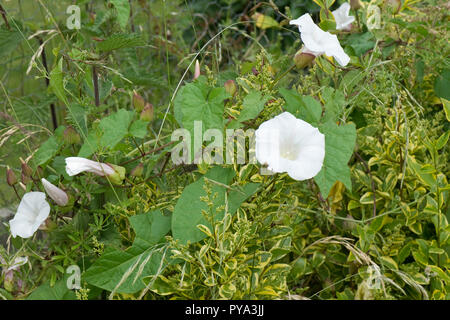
[270,64,296,90]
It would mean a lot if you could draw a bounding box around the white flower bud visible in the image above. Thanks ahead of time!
[41,178,69,206]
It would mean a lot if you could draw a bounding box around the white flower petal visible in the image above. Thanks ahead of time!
[9,192,50,239]
[255,118,282,168]
[290,13,350,66]
[65,157,115,177]
[41,178,69,206]
[290,14,326,54]
[288,146,326,180]
[332,2,355,30]
[255,111,325,181]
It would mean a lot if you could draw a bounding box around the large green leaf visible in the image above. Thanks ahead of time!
[173,79,230,161]
[26,276,77,300]
[84,209,171,294]
[97,33,145,51]
[434,69,450,100]
[321,87,346,123]
[110,0,130,30]
[314,121,356,197]
[33,135,60,166]
[237,90,268,122]
[0,28,23,58]
[280,88,322,126]
[33,126,65,166]
[129,119,148,139]
[346,32,376,56]
[78,130,101,158]
[99,109,134,149]
[129,210,172,250]
[171,166,259,244]
[83,246,165,294]
[174,78,230,135]
[66,104,88,137]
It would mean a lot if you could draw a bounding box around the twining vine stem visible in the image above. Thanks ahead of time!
[37,36,58,130]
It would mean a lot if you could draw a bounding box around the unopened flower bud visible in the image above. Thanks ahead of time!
[193,60,200,80]
[350,0,362,10]
[63,126,81,145]
[294,49,315,69]
[41,178,69,206]
[6,166,17,186]
[20,158,33,178]
[130,163,144,177]
[133,90,146,112]
[224,80,237,96]
[107,164,126,185]
[140,103,154,122]
[21,172,31,185]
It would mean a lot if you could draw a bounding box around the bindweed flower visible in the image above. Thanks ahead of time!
[65,157,125,185]
[332,3,355,31]
[9,192,50,238]
[41,178,69,206]
[290,13,350,67]
[65,157,115,176]
[193,60,200,80]
[255,112,325,181]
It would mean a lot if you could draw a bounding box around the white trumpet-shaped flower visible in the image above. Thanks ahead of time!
[332,2,355,31]
[65,157,126,185]
[65,157,115,177]
[290,13,350,66]
[255,112,325,181]
[9,192,50,238]
[41,178,69,206]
